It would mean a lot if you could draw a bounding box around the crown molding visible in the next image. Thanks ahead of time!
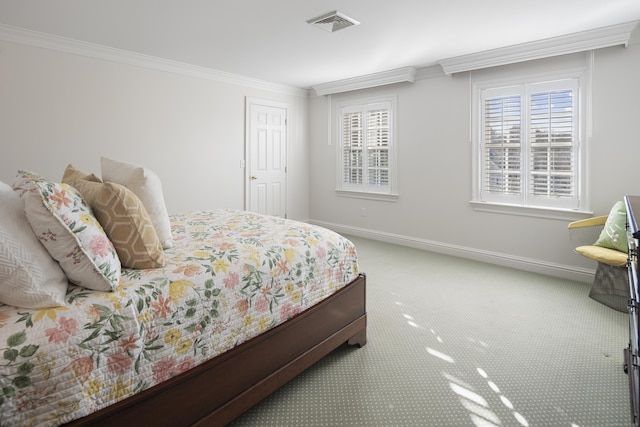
[630,23,640,46]
[313,66,416,96]
[439,20,639,75]
[415,65,446,80]
[0,24,308,97]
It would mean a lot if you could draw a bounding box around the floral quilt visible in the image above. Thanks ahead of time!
[0,209,359,426]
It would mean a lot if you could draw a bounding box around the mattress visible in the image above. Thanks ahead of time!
[0,209,359,426]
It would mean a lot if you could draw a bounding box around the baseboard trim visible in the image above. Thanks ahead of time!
[310,219,595,284]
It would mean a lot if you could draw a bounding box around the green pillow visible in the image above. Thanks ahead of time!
[594,201,628,253]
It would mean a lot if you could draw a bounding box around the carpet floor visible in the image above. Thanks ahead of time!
[229,235,629,426]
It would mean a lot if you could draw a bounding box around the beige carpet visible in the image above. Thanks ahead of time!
[230,235,629,426]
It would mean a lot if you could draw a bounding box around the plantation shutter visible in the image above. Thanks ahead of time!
[343,110,363,185]
[528,84,576,200]
[479,79,579,208]
[340,101,393,194]
[366,107,390,188]
[483,93,522,197]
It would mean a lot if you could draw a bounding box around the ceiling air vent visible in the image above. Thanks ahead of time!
[308,11,360,33]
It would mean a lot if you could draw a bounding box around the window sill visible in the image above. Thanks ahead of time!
[336,189,399,202]
[470,201,593,221]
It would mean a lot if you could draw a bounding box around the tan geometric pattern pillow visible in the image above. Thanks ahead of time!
[60,163,102,184]
[63,165,166,269]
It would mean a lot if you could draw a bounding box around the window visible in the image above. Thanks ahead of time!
[337,97,397,198]
[473,72,586,213]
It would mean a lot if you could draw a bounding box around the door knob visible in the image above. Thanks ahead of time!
[251,176,257,180]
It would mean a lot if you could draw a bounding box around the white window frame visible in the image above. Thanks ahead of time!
[471,67,589,218]
[336,95,398,201]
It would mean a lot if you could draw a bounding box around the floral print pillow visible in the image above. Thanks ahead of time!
[13,170,120,291]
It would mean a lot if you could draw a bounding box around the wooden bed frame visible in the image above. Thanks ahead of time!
[65,273,366,427]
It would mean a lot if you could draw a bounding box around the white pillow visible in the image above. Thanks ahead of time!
[101,156,173,249]
[13,171,121,292]
[0,181,68,308]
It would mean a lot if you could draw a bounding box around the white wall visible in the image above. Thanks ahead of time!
[2,31,639,282]
[0,40,310,220]
[308,42,640,281]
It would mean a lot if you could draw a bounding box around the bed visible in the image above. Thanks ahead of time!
[0,167,366,427]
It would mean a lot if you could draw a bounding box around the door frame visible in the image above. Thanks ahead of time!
[244,97,290,215]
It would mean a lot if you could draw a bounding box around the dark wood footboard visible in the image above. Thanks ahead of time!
[65,273,366,427]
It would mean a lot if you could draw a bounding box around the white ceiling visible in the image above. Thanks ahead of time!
[1,0,639,89]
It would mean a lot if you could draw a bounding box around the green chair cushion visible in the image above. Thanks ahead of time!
[594,201,628,253]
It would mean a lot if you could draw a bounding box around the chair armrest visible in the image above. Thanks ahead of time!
[568,215,608,229]
[575,245,628,267]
